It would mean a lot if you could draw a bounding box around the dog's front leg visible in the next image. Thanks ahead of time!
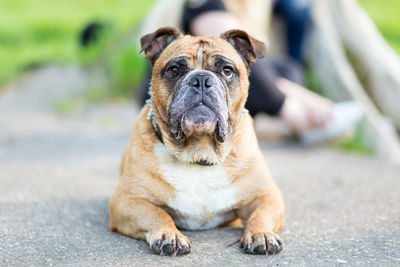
[238,193,284,255]
[110,196,191,256]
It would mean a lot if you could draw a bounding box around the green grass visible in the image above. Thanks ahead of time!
[359,0,400,55]
[338,124,374,155]
[52,97,83,114]
[0,0,154,87]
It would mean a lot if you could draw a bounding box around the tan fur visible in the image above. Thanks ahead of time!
[110,32,285,256]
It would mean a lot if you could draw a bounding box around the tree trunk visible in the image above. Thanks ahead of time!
[307,0,400,163]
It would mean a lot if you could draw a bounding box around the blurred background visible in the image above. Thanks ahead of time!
[1,0,399,157]
[1,0,398,98]
[1,1,400,265]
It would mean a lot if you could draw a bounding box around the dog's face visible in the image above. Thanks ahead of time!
[141,27,266,164]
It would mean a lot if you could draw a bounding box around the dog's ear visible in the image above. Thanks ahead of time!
[221,29,266,66]
[140,27,183,64]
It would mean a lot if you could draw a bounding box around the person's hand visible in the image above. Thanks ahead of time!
[277,78,334,135]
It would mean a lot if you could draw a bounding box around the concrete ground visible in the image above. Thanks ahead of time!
[1,67,399,266]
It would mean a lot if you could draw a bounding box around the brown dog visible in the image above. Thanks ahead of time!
[109,27,285,256]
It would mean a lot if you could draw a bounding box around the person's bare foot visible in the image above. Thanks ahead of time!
[277,78,334,136]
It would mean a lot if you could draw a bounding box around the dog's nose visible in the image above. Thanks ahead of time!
[188,75,214,93]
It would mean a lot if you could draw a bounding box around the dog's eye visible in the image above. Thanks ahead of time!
[222,66,234,79]
[167,65,179,78]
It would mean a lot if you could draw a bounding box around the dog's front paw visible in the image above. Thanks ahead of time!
[146,228,191,256]
[241,231,283,255]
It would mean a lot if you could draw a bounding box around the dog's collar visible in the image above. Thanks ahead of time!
[145,87,249,167]
[146,98,164,144]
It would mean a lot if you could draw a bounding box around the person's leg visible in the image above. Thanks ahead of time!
[246,58,286,117]
[275,0,311,63]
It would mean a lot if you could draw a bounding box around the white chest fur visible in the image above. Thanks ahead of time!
[154,143,238,230]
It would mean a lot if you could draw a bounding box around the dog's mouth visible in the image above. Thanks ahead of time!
[168,98,228,144]
[181,102,217,138]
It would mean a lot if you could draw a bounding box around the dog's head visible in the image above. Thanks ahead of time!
[141,27,266,164]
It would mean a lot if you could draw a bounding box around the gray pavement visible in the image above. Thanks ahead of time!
[1,67,399,266]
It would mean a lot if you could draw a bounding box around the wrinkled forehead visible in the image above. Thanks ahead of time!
[154,35,246,69]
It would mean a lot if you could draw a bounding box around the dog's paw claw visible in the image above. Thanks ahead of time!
[242,231,283,255]
[149,230,191,256]
[151,240,162,254]
[177,244,191,255]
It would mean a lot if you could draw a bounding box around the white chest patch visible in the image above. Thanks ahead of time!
[154,143,238,230]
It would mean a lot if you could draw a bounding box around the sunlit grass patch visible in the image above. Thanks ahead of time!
[0,0,154,87]
[359,0,400,55]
